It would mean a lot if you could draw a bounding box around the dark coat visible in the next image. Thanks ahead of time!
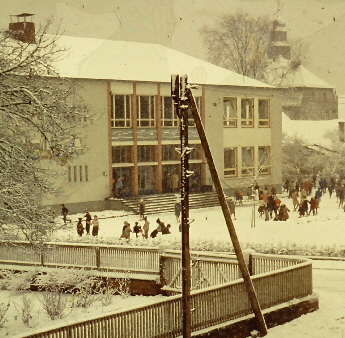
[150,229,158,238]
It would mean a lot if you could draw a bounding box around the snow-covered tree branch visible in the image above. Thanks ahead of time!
[0,19,91,243]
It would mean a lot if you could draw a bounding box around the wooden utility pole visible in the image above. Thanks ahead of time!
[171,74,192,338]
[185,84,268,337]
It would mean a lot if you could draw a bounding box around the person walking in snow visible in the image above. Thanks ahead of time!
[61,204,71,224]
[116,176,123,198]
[298,199,309,217]
[266,195,275,219]
[174,201,181,223]
[227,198,236,220]
[235,190,243,205]
[273,196,281,218]
[76,218,84,236]
[133,221,142,238]
[291,190,299,211]
[120,221,132,240]
[83,210,92,235]
[279,204,290,221]
[339,186,345,208]
[138,199,146,220]
[91,215,100,236]
[142,216,150,239]
[309,196,318,215]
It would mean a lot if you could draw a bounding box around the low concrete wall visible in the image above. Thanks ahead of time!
[192,294,319,338]
[49,199,129,215]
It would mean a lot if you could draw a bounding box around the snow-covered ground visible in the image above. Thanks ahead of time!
[54,191,345,252]
[4,191,345,337]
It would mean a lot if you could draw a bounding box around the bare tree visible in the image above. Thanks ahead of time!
[317,130,345,178]
[0,19,91,243]
[200,11,307,84]
[282,133,321,180]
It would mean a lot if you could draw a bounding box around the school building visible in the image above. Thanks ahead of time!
[37,36,283,209]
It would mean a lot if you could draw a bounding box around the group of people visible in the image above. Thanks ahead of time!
[61,205,100,237]
[119,217,171,241]
[255,188,290,221]
[76,211,100,237]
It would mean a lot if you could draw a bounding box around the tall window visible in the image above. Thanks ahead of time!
[111,95,131,128]
[241,98,254,127]
[258,146,271,175]
[258,99,270,127]
[73,166,77,181]
[161,97,178,127]
[137,96,155,127]
[162,144,180,161]
[241,147,255,175]
[112,146,132,163]
[224,148,237,177]
[138,145,156,162]
[223,98,237,127]
[85,165,89,181]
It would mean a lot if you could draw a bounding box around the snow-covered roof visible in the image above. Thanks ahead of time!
[282,112,339,148]
[265,56,334,89]
[288,65,334,88]
[53,35,272,88]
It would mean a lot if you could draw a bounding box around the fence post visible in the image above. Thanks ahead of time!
[159,254,167,290]
[40,243,45,267]
[95,247,100,270]
[243,249,255,276]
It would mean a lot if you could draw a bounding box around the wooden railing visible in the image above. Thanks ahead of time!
[161,250,240,293]
[11,255,313,338]
[0,241,160,275]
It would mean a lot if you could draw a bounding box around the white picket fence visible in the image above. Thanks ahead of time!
[0,241,313,338]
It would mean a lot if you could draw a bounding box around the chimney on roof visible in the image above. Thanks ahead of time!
[9,13,35,43]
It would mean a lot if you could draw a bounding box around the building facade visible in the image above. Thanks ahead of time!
[266,18,338,121]
[36,36,283,208]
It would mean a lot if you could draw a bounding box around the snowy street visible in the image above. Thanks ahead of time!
[265,261,345,337]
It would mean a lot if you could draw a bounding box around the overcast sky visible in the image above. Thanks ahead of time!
[1,0,345,91]
[1,0,344,58]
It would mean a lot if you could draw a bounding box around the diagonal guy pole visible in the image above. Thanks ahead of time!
[186,82,268,337]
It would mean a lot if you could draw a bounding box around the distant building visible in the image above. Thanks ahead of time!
[266,18,338,121]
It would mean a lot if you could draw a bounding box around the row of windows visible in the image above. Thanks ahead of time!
[112,94,271,129]
[224,146,271,177]
[111,95,201,128]
[223,98,270,127]
[68,165,89,182]
[112,144,201,164]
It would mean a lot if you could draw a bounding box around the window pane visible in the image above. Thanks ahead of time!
[115,95,125,119]
[241,98,254,127]
[242,147,254,175]
[112,95,131,128]
[164,97,173,119]
[137,96,155,127]
[223,98,237,127]
[224,98,237,118]
[112,146,132,163]
[224,148,237,176]
[258,146,271,175]
[138,145,156,162]
[139,96,150,119]
[258,100,269,119]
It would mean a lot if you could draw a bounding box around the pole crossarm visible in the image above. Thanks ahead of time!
[185,85,268,337]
